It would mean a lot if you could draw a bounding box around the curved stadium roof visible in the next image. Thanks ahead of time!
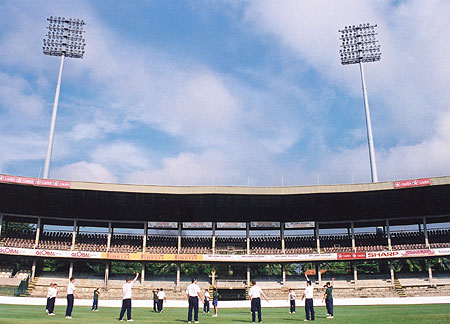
[0,175,449,227]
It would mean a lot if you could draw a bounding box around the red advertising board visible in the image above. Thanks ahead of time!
[337,252,366,260]
[0,174,71,189]
[366,251,400,258]
[1,247,450,262]
[393,178,431,189]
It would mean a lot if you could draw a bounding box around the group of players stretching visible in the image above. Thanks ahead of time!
[45,273,333,322]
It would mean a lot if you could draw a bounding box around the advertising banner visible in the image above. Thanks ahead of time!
[393,178,431,189]
[250,222,280,228]
[216,222,246,229]
[366,249,437,259]
[202,253,337,263]
[147,222,178,229]
[0,174,71,189]
[435,248,450,256]
[0,247,102,259]
[183,222,212,229]
[2,246,450,262]
[101,252,204,261]
[337,252,367,260]
[285,222,315,229]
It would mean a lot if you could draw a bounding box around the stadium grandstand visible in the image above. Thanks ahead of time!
[1,174,450,301]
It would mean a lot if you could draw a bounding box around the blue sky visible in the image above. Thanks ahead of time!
[0,0,449,186]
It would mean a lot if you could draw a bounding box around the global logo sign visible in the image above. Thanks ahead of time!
[36,250,56,256]
[0,247,19,254]
[71,251,92,258]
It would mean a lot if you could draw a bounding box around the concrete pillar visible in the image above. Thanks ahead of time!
[212,222,216,255]
[351,221,356,251]
[177,223,182,254]
[68,261,74,279]
[427,258,433,284]
[31,259,37,280]
[389,261,395,285]
[107,223,112,251]
[423,217,429,247]
[34,217,41,248]
[246,266,251,287]
[282,264,286,286]
[71,219,77,250]
[0,214,3,237]
[317,263,322,284]
[143,222,148,253]
[104,262,110,286]
[315,222,320,254]
[211,267,216,286]
[141,263,145,285]
[176,263,181,287]
[386,219,392,250]
[353,262,358,287]
[246,223,251,254]
[281,223,285,254]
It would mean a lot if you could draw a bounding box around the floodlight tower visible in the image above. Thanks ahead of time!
[339,23,381,183]
[42,16,86,179]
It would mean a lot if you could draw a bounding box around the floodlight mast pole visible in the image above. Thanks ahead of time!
[42,16,86,179]
[339,23,381,183]
[43,54,65,179]
[359,61,378,183]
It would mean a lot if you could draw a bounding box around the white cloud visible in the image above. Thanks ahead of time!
[68,108,124,141]
[378,110,450,180]
[243,0,450,142]
[243,0,383,82]
[126,151,241,186]
[152,72,240,144]
[89,142,153,174]
[51,10,308,184]
[292,110,450,185]
[0,72,45,118]
[240,0,450,181]
[51,161,118,183]
[0,133,46,173]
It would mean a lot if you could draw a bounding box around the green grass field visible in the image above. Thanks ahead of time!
[0,304,450,324]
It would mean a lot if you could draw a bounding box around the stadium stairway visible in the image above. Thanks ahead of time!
[394,277,406,298]
[20,276,38,297]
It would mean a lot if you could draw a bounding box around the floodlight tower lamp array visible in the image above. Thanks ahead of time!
[338,23,381,183]
[43,16,86,58]
[42,16,86,179]
[339,23,381,65]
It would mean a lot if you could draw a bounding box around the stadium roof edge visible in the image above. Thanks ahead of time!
[68,175,450,195]
[1,173,449,195]
[1,174,450,225]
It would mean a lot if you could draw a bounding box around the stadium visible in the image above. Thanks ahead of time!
[1,2,450,323]
[1,173,450,306]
